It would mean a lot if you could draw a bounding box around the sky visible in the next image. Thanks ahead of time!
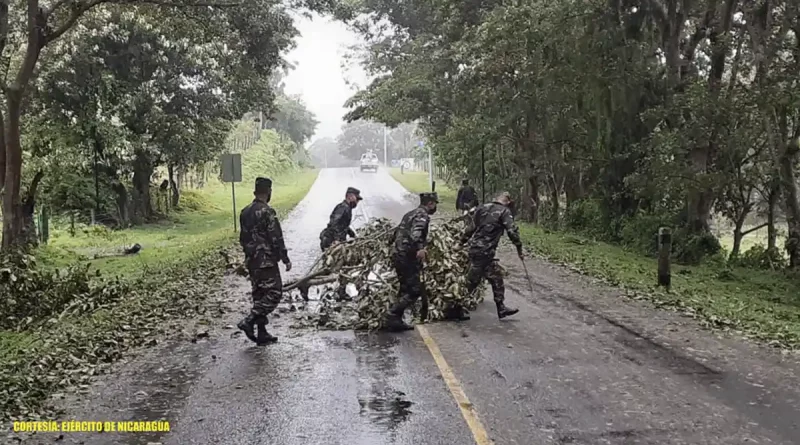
[283,13,370,145]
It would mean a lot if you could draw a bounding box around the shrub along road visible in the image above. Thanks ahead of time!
[18,168,800,445]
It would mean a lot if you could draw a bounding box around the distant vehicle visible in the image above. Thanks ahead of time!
[360,152,379,173]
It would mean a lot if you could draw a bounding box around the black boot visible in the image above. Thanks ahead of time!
[335,285,350,302]
[384,301,414,332]
[298,283,310,302]
[256,319,278,345]
[496,302,519,319]
[237,314,258,343]
[444,305,471,321]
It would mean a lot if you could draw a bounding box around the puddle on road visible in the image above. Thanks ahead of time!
[357,390,414,431]
[353,332,415,434]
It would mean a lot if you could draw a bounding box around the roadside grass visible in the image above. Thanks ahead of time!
[389,169,800,349]
[389,168,455,202]
[1,166,319,421]
[37,170,319,277]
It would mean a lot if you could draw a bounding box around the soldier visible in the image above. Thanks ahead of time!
[305,187,363,301]
[456,179,479,215]
[384,192,438,331]
[237,177,292,345]
[319,187,362,251]
[461,191,522,319]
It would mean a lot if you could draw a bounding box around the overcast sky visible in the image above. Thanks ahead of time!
[283,13,369,145]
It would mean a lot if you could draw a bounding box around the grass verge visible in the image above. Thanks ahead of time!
[389,168,800,349]
[1,168,319,421]
[38,169,319,277]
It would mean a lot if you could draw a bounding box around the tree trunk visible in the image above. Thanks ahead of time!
[2,92,25,248]
[767,178,779,251]
[564,167,585,209]
[778,136,800,268]
[730,212,746,259]
[548,174,560,223]
[168,164,180,207]
[519,158,540,224]
[131,150,154,224]
[112,182,129,227]
[19,170,43,248]
[1,2,45,248]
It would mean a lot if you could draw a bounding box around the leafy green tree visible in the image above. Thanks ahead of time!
[343,0,800,266]
[337,120,386,161]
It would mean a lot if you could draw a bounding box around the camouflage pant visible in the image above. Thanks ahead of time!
[249,267,283,320]
[319,231,344,252]
[392,254,423,312]
[466,254,505,304]
[320,233,333,251]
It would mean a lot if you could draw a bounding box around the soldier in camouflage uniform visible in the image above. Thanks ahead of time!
[319,187,362,251]
[456,179,479,215]
[238,177,292,345]
[384,192,438,332]
[461,191,522,319]
[301,187,363,301]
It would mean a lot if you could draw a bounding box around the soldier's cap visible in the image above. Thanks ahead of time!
[420,192,439,204]
[255,177,272,193]
[346,186,363,200]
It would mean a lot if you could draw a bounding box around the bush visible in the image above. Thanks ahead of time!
[178,189,217,213]
[0,253,128,331]
[730,245,787,270]
[672,227,722,265]
[563,199,606,238]
[618,213,673,256]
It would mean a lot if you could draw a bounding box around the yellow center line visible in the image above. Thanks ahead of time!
[416,325,494,445]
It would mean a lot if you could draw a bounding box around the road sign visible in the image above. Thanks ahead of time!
[221,153,242,183]
[220,153,242,232]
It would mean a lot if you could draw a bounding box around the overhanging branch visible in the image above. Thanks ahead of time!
[45,0,242,44]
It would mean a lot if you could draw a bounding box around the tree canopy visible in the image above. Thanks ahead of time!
[0,0,338,238]
[345,0,800,268]
[0,0,346,246]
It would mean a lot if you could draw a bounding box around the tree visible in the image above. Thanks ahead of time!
[337,120,386,161]
[343,0,800,267]
[308,137,350,168]
[265,94,319,149]
[0,0,347,247]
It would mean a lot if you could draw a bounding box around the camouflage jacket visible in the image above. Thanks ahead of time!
[462,201,522,255]
[392,207,431,257]
[321,201,356,242]
[239,198,289,269]
[456,185,478,210]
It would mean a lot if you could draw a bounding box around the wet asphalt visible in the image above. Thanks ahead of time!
[18,167,800,445]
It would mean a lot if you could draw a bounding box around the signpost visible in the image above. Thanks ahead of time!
[383,126,388,167]
[419,140,433,191]
[220,153,243,232]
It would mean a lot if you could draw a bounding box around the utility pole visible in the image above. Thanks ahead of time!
[427,141,433,191]
[481,145,486,203]
[93,127,101,225]
[383,126,388,166]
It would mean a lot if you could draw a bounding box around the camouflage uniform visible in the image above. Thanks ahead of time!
[461,196,522,319]
[456,181,479,213]
[309,187,362,302]
[319,187,361,251]
[238,177,290,344]
[385,193,437,331]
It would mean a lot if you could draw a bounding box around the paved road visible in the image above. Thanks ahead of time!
[21,168,800,445]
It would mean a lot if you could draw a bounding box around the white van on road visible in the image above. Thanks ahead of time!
[360,152,379,173]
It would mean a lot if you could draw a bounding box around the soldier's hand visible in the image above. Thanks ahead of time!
[516,245,524,259]
[284,261,292,272]
[416,249,427,261]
